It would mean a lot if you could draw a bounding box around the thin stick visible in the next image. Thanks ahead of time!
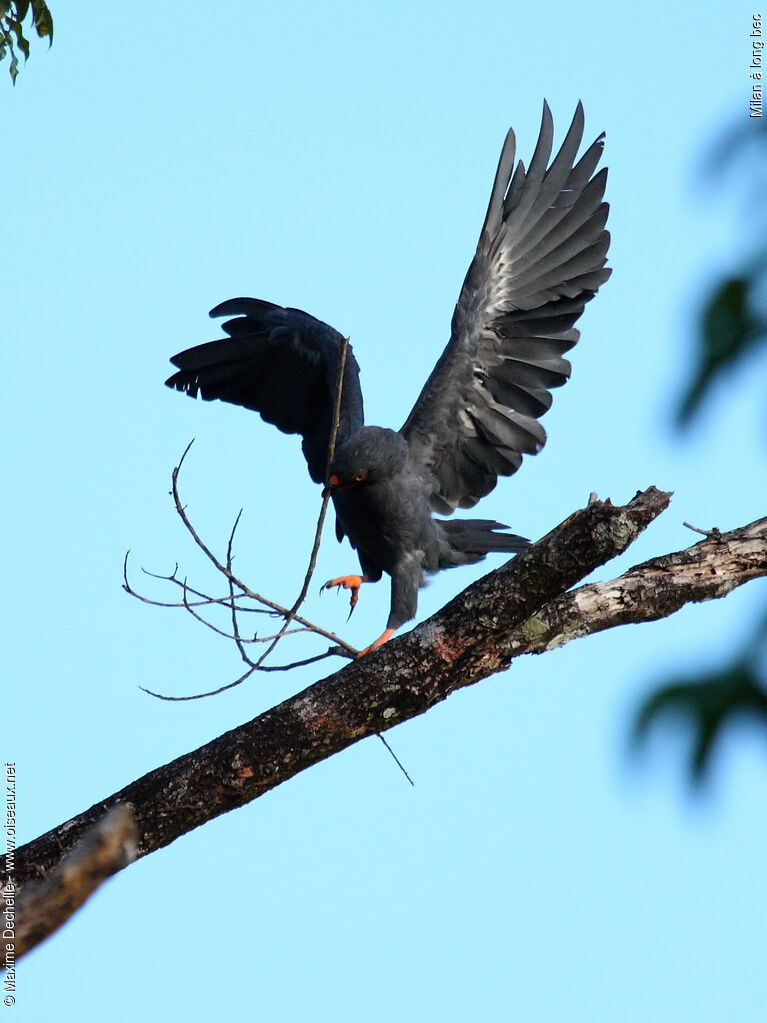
[225,510,257,668]
[249,336,353,669]
[178,578,299,643]
[683,521,722,539]
[139,649,345,701]
[125,555,316,642]
[124,555,276,614]
[377,733,415,786]
[140,663,257,701]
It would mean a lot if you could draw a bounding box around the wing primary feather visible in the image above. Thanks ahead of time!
[479,128,517,242]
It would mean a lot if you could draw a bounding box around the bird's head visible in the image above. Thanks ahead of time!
[324,426,408,495]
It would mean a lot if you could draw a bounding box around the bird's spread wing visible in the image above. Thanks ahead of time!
[400,102,611,514]
[166,298,364,483]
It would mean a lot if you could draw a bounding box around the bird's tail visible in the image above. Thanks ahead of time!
[436,518,530,568]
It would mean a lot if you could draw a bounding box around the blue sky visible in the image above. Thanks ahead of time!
[5,2,767,1020]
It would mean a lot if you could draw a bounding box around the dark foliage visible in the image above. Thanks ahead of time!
[636,118,767,783]
[0,0,52,83]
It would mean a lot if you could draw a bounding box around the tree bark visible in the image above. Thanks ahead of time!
[8,806,138,960]
[3,488,766,904]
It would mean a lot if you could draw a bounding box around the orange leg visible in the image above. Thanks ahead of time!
[321,573,370,617]
[356,628,396,658]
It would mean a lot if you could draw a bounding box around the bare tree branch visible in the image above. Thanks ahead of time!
[224,510,258,670]
[125,558,304,644]
[129,560,274,613]
[6,490,766,899]
[4,805,137,960]
[501,514,767,658]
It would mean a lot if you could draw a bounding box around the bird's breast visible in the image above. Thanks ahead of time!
[333,477,435,574]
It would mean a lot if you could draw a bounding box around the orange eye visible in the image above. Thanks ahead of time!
[354,472,367,482]
[329,473,340,486]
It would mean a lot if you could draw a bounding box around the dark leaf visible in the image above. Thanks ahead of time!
[676,275,765,427]
[31,0,52,42]
[0,0,52,78]
[634,660,767,784]
[7,17,29,60]
[690,716,721,783]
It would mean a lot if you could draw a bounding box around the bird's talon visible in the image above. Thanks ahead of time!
[322,574,365,615]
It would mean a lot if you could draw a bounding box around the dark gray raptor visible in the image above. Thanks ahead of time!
[166,102,611,655]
